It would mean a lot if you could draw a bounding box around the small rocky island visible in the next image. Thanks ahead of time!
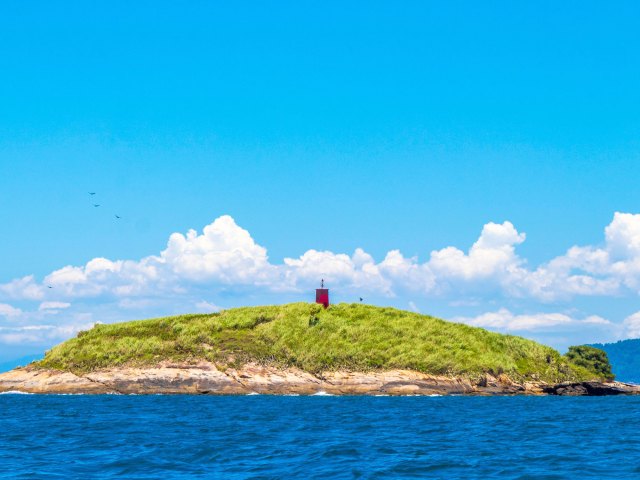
[1,303,637,396]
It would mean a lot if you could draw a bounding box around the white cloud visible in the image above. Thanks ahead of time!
[605,212,640,259]
[162,216,275,284]
[0,303,22,318]
[7,213,640,305]
[194,301,221,313]
[283,248,391,294]
[378,250,434,294]
[38,302,71,312]
[623,311,640,339]
[0,276,44,301]
[429,221,525,281]
[450,308,622,349]
[3,212,640,349]
[453,308,613,333]
[117,298,156,310]
[0,323,92,345]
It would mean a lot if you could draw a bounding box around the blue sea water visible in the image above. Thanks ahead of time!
[1,395,640,479]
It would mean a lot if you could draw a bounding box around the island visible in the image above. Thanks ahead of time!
[1,303,637,396]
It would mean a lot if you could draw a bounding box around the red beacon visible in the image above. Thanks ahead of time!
[316,279,329,308]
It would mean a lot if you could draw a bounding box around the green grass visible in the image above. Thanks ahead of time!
[36,302,604,382]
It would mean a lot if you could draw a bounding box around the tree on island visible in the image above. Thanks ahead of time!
[566,345,614,381]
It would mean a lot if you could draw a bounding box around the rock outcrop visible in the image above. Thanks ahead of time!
[542,381,640,396]
[0,367,112,394]
[1,363,637,396]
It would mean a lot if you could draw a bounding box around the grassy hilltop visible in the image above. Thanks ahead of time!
[37,303,606,382]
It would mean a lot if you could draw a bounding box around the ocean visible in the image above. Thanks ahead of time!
[1,394,639,479]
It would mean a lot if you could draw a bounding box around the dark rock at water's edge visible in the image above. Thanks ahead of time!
[543,381,640,396]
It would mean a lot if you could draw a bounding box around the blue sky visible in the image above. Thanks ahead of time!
[2,2,640,361]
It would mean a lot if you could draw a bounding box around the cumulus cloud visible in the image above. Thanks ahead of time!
[0,276,44,301]
[4,212,640,349]
[7,212,640,304]
[284,248,391,294]
[162,216,275,284]
[429,221,525,281]
[455,212,640,302]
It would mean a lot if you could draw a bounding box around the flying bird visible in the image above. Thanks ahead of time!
[93,204,100,207]
[47,285,53,289]
[88,192,96,195]
[115,215,121,219]
[359,297,363,302]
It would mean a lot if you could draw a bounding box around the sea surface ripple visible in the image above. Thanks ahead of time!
[1,395,640,479]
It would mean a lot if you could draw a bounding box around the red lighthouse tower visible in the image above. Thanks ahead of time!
[316,279,329,308]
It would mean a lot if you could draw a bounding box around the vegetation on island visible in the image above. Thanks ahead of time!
[37,302,611,383]
[566,345,614,381]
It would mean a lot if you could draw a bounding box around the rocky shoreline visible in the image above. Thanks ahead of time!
[1,362,638,396]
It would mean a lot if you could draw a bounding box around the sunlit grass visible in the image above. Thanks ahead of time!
[37,302,602,382]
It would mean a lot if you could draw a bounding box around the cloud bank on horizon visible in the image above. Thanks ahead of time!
[2,212,640,349]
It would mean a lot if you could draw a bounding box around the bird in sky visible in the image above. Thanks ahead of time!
[93,204,100,207]
[47,285,53,289]
[359,297,363,302]
[88,192,96,195]
[115,215,121,219]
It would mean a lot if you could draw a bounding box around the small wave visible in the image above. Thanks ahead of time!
[312,391,334,396]
[50,393,87,396]
[393,393,443,397]
[246,392,260,396]
[0,390,33,395]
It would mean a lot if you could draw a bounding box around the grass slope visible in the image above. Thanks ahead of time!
[38,303,600,382]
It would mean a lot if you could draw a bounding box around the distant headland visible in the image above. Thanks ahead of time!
[0,303,636,396]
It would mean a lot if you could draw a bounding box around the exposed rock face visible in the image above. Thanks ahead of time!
[542,381,640,396]
[226,364,322,395]
[1,363,637,396]
[320,370,475,395]
[85,363,248,395]
[0,368,111,394]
